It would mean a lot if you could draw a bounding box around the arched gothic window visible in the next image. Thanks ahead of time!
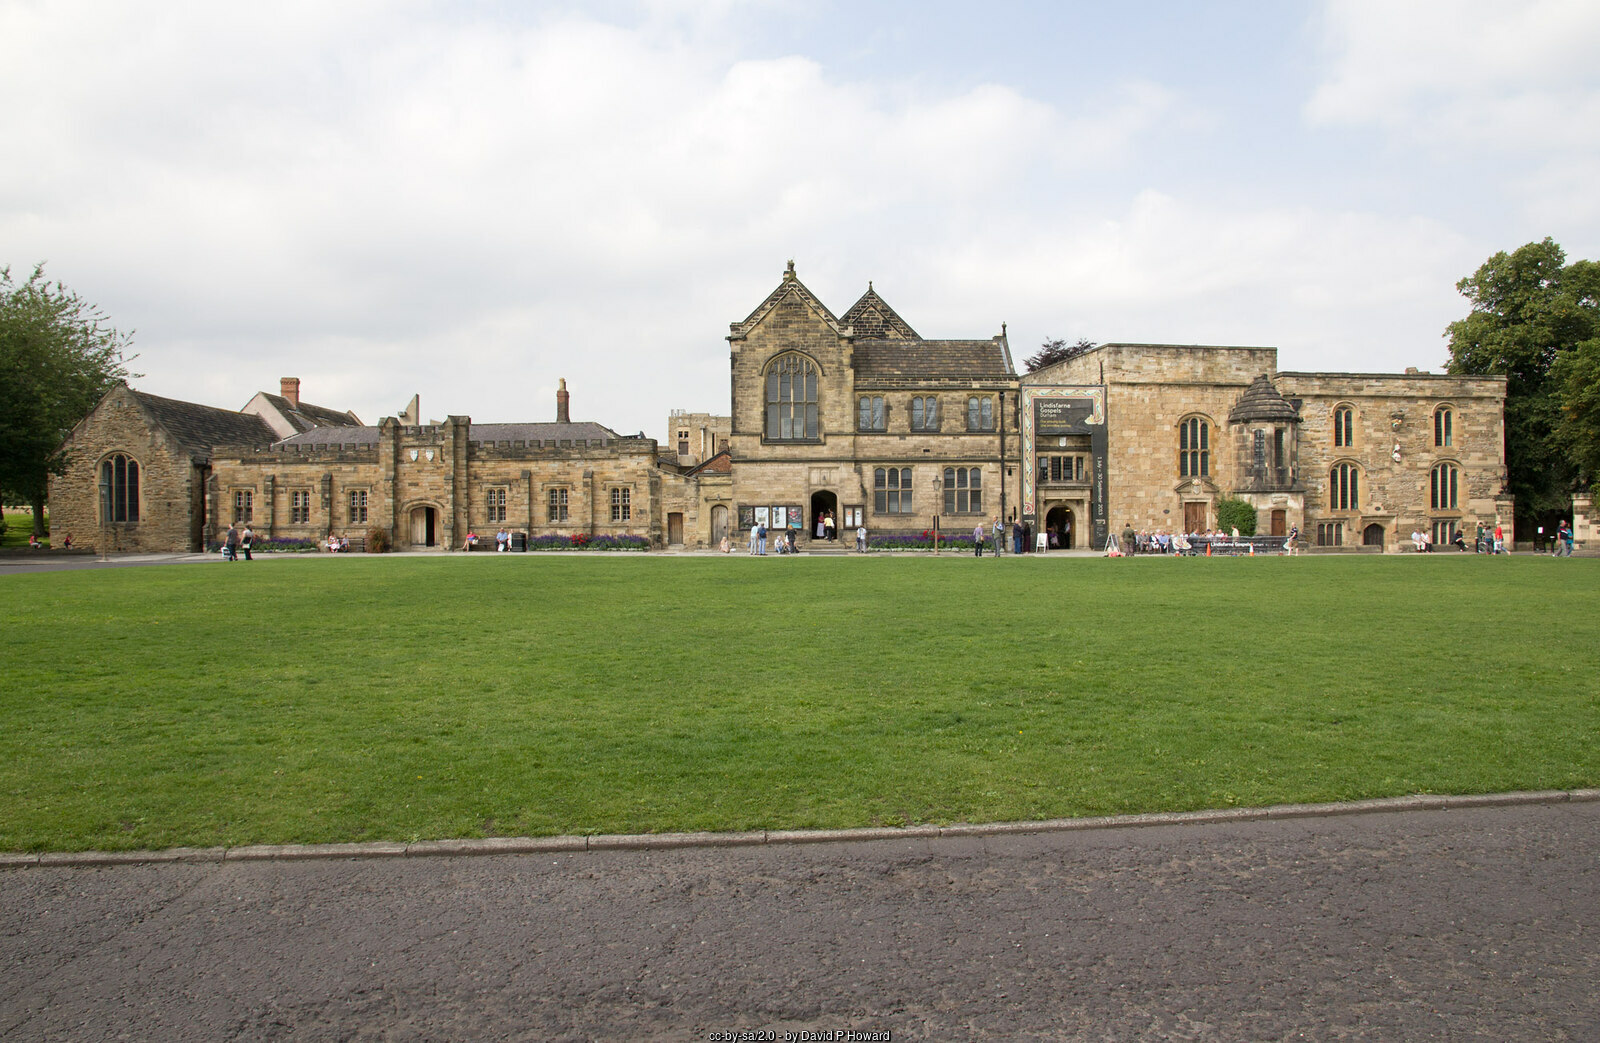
[766,355,818,440]
[1329,462,1360,511]
[101,454,140,523]
[1431,462,1459,510]
[1333,405,1354,448]
[1434,406,1453,448]
[1179,416,1210,477]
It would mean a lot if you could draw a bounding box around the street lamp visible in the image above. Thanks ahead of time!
[97,471,110,562]
[932,472,943,556]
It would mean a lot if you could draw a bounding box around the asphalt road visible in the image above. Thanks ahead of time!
[2,801,1596,1042]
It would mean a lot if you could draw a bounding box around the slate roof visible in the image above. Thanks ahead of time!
[840,285,919,339]
[853,338,1015,387]
[132,390,278,454]
[255,393,361,432]
[274,421,623,447]
[1228,374,1301,424]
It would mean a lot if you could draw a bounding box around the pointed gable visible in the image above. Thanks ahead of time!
[840,283,919,340]
[727,260,846,341]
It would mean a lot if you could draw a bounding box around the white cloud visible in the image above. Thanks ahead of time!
[1307,0,1600,150]
[0,2,1555,436]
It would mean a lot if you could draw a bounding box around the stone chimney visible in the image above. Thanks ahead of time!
[280,377,301,408]
[556,378,570,424]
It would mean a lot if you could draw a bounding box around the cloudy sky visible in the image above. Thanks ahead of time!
[5,0,1599,437]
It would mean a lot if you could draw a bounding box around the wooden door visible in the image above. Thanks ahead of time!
[1270,509,1286,537]
[1183,502,1207,532]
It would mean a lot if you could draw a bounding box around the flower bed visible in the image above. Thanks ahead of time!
[525,533,651,551]
[867,530,976,551]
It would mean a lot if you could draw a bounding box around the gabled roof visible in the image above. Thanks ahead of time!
[253,393,362,433]
[132,390,277,454]
[686,449,733,476]
[728,261,845,340]
[840,284,919,339]
[853,337,1015,387]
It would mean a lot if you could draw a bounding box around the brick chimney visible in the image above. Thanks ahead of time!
[556,378,570,424]
[281,377,301,408]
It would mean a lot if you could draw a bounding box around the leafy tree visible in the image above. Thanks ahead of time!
[0,265,135,536]
[1550,338,1600,487]
[1214,497,1257,536]
[1026,337,1096,372]
[1444,239,1599,530]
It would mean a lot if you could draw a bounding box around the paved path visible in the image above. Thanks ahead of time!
[3,800,1596,1041]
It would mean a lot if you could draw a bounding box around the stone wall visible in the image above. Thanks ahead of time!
[1279,371,1509,548]
[48,385,205,553]
[211,421,664,549]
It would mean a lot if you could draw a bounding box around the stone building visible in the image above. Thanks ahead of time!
[1022,344,1510,549]
[725,261,1017,543]
[48,383,325,553]
[50,262,1511,554]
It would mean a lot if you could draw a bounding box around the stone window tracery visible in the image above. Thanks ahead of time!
[1179,417,1210,478]
[765,354,819,441]
[1435,406,1453,447]
[101,454,140,523]
[874,467,912,514]
[1329,462,1360,511]
[1431,462,1459,510]
[943,467,982,513]
[1334,405,1354,448]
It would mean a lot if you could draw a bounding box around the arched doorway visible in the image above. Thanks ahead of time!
[1363,523,1385,547]
[710,505,729,546]
[810,490,838,539]
[1044,505,1075,549]
[409,506,438,547]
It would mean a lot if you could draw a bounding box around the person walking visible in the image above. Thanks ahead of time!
[973,521,984,557]
[992,517,1004,557]
[856,523,867,553]
[240,524,254,561]
[1556,520,1574,557]
[223,523,240,562]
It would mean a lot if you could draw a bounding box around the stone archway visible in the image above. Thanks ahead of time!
[1044,505,1076,549]
[810,490,838,539]
[408,505,438,547]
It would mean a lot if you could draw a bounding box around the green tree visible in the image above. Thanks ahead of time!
[1214,497,1257,536]
[1444,239,1599,530]
[1026,337,1096,372]
[0,265,135,536]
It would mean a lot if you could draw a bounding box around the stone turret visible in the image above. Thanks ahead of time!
[556,378,570,424]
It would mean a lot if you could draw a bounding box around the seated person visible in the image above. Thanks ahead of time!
[326,533,343,553]
[463,531,478,551]
[28,534,42,549]
[61,532,72,549]
[495,527,511,551]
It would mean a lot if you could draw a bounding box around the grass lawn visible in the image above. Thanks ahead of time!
[2,553,1597,852]
[1,511,46,549]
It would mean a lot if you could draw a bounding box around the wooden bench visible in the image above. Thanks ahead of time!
[323,536,365,553]
[466,533,525,551]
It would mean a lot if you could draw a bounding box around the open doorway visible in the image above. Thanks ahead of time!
[1044,505,1076,549]
[409,506,437,547]
[809,490,838,539]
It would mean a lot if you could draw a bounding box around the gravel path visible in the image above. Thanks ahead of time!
[3,800,1596,1041]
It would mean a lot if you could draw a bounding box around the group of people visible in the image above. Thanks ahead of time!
[1552,520,1576,556]
[971,518,1008,557]
[222,523,255,560]
[1473,523,1506,554]
[462,528,517,551]
[736,513,870,555]
[24,532,72,550]
[746,520,797,555]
